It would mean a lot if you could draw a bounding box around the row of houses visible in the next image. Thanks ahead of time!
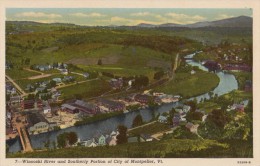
[223,63,252,72]
[78,131,154,148]
[32,63,68,72]
[79,131,118,147]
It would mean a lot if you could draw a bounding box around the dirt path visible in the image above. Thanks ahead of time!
[6,75,27,96]
[23,68,45,75]
[24,68,55,80]
[56,78,99,89]
[127,121,157,132]
[150,128,176,140]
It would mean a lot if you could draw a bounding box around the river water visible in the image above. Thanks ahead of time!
[7,52,238,153]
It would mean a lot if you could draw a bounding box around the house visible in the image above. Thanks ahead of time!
[110,130,118,137]
[140,134,153,142]
[82,138,98,147]
[183,105,191,113]
[106,136,117,146]
[83,73,89,78]
[38,65,50,71]
[95,134,106,146]
[98,99,125,112]
[26,112,50,134]
[191,70,196,75]
[60,69,68,75]
[9,95,22,104]
[158,115,168,123]
[227,104,245,112]
[63,76,75,82]
[185,122,199,133]
[43,105,51,114]
[35,87,46,93]
[173,114,187,126]
[52,78,62,83]
[109,78,123,89]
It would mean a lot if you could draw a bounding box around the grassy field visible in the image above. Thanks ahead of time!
[59,79,112,100]
[6,68,39,80]
[193,52,218,62]
[155,71,220,98]
[230,71,252,90]
[197,101,221,113]
[80,65,157,81]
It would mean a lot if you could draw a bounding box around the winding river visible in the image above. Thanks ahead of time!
[7,52,238,153]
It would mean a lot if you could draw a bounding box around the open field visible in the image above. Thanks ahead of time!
[59,79,112,100]
[155,71,220,98]
[6,69,39,80]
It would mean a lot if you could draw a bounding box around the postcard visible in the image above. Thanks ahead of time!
[0,0,260,166]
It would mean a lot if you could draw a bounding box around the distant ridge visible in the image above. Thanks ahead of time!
[136,16,252,28]
[7,16,252,28]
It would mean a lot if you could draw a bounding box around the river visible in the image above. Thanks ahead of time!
[7,52,238,153]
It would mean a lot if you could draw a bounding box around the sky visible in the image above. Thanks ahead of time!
[6,8,252,26]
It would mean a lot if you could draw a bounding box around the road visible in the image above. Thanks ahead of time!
[6,75,27,97]
[128,121,157,132]
[23,68,45,75]
[56,78,99,89]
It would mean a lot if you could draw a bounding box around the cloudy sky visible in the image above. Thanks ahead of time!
[6,8,252,26]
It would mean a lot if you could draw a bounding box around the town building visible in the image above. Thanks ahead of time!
[21,100,43,111]
[61,100,99,115]
[26,112,56,134]
[134,94,150,104]
[98,99,125,112]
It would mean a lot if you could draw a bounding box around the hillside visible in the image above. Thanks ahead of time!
[7,138,252,158]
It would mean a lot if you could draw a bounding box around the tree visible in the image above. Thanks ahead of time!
[25,58,30,65]
[44,139,50,150]
[154,71,164,80]
[116,125,127,144]
[57,132,78,148]
[52,141,57,150]
[184,101,197,112]
[67,132,78,145]
[224,112,252,140]
[132,114,143,128]
[186,111,203,122]
[207,109,230,129]
[57,133,67,148]
[27,94,35,100]
[97,59,102,65]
